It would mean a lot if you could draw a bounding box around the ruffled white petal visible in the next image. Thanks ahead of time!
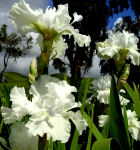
[62,25,91,47]
[71,12,83,24]
[96,30,139,65]
[126,110,140,141]
[26,116,71,143]
[93,75,130,105]
[97,42,118,59]
[9,122,38,150]
[119,89,130,106]
[46,80,77,102]
[1,86,36,123]
[68,111,87,135]
[1,107,20,124]
[29,75,59,97]
[98,115,109,127]
[37,34,68,58]
[128,120,140,141]
[8,0,43,33]
[127,49,140,65]
[93,74,111,91]
[97,89,110,104]
[55,4,71,26]
[93,74,111,104]
[30,75,78,115]
[10,87,33,113]
[52,36,68,58]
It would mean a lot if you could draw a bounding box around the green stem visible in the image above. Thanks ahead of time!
[0,118,4,134]
[114,49,128,74]
[38,134,48,150]
[36,52,49,75]
[37,35,54,76]
[117,64,130,90]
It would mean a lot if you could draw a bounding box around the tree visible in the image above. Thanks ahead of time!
[0,24,33,82]
[130,0,140,16]
[52,58,67,74]
[53,0,130,89]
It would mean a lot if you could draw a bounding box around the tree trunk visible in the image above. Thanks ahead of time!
[0,67,6,82]
[0,53,9,82]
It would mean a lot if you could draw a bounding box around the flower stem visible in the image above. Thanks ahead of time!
[38,134,48,150]
[117,64,130,90]
[36,52,49,75]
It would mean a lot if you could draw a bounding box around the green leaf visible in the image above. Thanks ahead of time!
[0,119,4,134]
[86,104,94,150]
[0,137,10,150]
[101,121,110,138]
[124,83,140,117]
[133,83,139,101]
[57,141,66,150]
[0,85,11,107]
[48,138,53,150]
[109,76,131,150]
[3,72,27,82]
[81,74,91,113]
[63,72,67,81]
[3,85,10,103]
[70,129,79,150]
[1,97,8,107]
[83,111,103,140]
[53,142,58,150]
[0,137,7,146]
[91,138,121,150]
[122,105,130,147]
[60,144,66,150]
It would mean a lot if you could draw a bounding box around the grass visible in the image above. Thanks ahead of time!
[0,72,29,98]
[3,72,27,82]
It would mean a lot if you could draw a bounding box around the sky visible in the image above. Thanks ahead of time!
[107,7,135,29]
[0,0,136,78]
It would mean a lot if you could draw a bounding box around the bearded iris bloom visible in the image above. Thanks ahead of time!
[92,74,130,105]
[96,30,140,66]
[1,75,87,143]
[98,110,140,141]
[9,0,91,58]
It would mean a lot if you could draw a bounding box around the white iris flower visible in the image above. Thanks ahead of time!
[96,30,140,65]
[1,75,87,143]
[9,0,91,58]
[126,110,140,141]
[98,110,140,141]
[92,74,130,105]
[98,115,109,127]
[93,74,111,104]
[9,122,38,150]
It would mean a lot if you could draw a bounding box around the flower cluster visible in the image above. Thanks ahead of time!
[92,74,130,105]
[96,30,140,65]
[9,0,91,58]
[98,109,140,141]
[1,75,87,143]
